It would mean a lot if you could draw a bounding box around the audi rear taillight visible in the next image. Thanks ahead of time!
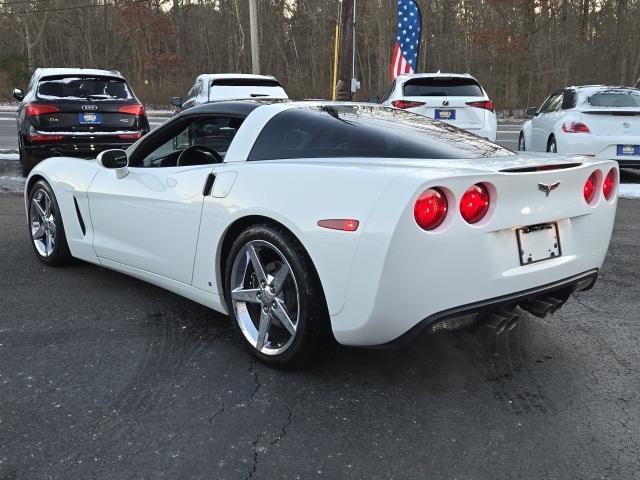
[317,219,359,232]
[391,100,426,109]
[414,188,448,230]
[460,183,491,224]
[562,122,590,134]
[25,104,59,116]
[466,100,494,112]
[603,168,616,201]
[118,104,145,116]
[118,133,143,141]
[28,134,64,142]
[583,171,598,204]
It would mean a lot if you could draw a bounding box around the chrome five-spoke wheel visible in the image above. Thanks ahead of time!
[230,240,300,356]
[30,188,56,257]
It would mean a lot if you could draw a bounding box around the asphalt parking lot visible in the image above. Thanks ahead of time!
[1,114,640,479]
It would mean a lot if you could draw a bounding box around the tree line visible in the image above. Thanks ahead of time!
[0,0,639,111]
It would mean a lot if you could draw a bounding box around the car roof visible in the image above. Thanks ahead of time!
[175,99,403,118]
[34,68,123,79]
[396,72,476,82]
[196,73,279,83]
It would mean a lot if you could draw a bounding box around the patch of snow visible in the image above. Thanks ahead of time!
[618,183,640,199]
[0,153,18,161]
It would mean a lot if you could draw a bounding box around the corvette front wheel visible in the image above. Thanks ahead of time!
[28,180,71,266]
[225,224,328,367]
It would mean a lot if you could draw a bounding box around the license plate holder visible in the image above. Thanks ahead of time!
[435,108,456,121]
[616,145,640,156]
[516,223,561,265]
[79,112,102,125]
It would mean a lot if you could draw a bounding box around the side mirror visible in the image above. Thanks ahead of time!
[97,149,129,179]
[367,96,380,104]
[526,107,538,117]
[170,96,183,108]
[12,88,24,101]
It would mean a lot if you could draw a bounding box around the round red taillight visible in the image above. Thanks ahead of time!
[583,171,598,204]
[603,168,616,201]
[414,188,448,230]
[460,183,491,224]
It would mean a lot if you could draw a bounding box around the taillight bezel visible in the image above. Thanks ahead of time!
[602,168,617,201]
[459,183,492,224]
[414,187,450,231]
[583,170,601,206]
[391,100,426,110]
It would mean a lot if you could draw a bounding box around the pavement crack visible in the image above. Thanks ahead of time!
[246,433,262,480]
[209,402,225,423]
[571,293,602,315]
[248,359,261,408]
[270,402,293,446]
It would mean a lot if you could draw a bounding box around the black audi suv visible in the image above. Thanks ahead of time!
[13,68,150,176]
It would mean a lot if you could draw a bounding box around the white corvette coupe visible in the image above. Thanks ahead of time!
[520,85,640,168]
[25,101,618,366]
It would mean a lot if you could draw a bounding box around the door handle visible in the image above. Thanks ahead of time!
[202,173,216,196]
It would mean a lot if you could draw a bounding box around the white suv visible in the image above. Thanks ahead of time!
[171,74,288,112]
[381,73,497,141]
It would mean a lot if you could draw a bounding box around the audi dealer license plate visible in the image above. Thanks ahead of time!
[516,223,561,265]
[79,112,102,125]
[617,145,640,156]
[435,108,456,121]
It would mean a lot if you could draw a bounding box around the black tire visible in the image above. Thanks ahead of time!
[27,180,72,266]
[547,136,558,153]
[19,136,36,177]
[518,132,525,151]
[224,223,329,368]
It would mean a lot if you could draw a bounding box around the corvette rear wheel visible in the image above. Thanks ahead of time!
[28,180,71,266]
[225,224,328,367]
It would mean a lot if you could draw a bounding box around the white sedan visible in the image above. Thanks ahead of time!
[520,85,640,168]
[25,101,617,366]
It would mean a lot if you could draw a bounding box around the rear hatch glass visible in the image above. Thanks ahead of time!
[34,76,141,133]
[210,78,288,100]
[582,89,640,136]
[401,77,486,129]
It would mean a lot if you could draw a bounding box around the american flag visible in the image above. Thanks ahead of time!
[389,0,422,80]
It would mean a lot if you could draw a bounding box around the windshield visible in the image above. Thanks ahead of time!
[587,89,640,108]
[37,76,133,100]
[248,105,512,161]
[403,77,484,97]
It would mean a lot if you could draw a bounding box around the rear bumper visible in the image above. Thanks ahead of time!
[559,132,640,164]
[24,141,135,160]
[376,269,598,348]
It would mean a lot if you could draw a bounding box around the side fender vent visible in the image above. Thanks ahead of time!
[73,196,86,236]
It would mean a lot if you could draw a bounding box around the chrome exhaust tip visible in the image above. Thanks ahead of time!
[483,310,517,335]
[520,296,564,318]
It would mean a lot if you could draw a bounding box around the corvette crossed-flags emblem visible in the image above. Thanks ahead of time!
[538,181,561,197]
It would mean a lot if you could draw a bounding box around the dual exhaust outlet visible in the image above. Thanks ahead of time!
[483,295,566,334]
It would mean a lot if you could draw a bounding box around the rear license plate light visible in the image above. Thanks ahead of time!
[516,223,561,265]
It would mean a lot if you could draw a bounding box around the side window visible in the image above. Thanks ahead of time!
[561,90,576,109]
[382,80,396,102]
[135,116,245,167]
[540,93,562,114]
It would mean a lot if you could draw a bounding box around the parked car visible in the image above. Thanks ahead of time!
[381,72,497,141]
[171,74,288,111]
[24,100,617,366]
[519,85,640,168]
[13,68,150,176]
